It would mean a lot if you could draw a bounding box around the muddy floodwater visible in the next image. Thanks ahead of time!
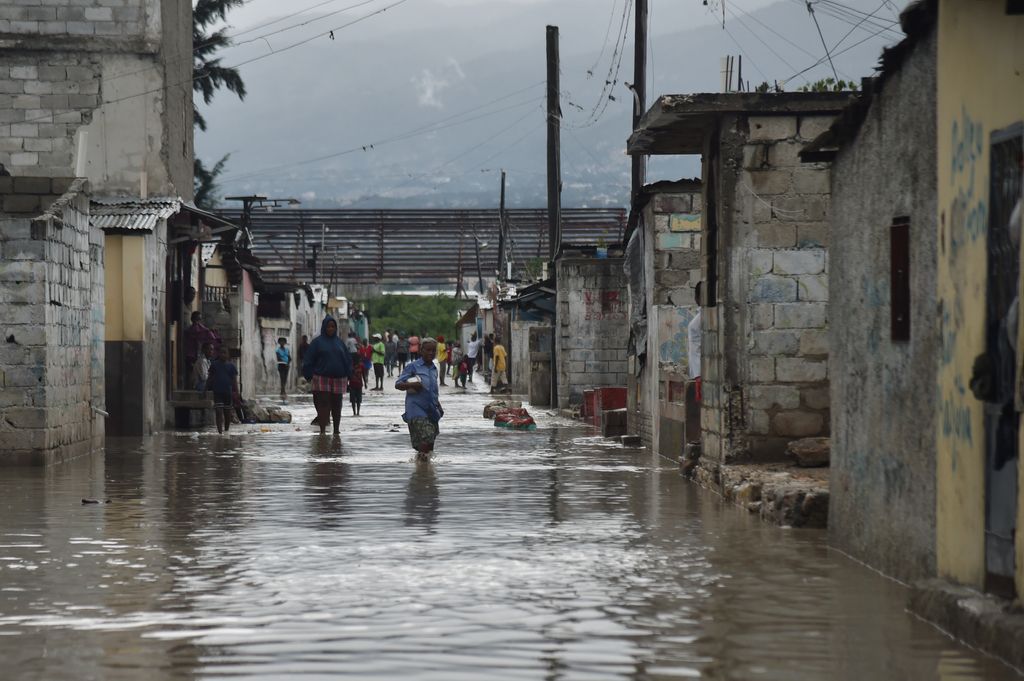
[0,387,1016,680]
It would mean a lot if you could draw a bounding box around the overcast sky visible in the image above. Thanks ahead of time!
[196,0,907,205]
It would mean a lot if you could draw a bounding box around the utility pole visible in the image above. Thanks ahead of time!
[497,170,507,282]
[474,233,485,296]
[546,25,561,263]
[631,0,647,203]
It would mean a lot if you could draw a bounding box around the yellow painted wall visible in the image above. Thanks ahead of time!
[103,234,146,343]
[205,250,228,288]
[935,0,1024,591]
[104,235,124,341]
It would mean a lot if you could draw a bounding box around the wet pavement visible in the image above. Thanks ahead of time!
[0,383,1018,680]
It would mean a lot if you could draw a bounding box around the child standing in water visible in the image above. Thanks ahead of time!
[348,360,364,416]
[395,338,444,461]
[207,346,239,434]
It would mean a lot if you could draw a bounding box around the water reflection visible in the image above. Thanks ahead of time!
[306,436,349,529]
[404,462,441,532]
[0,391,1017,681]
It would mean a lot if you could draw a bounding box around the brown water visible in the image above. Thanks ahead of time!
[0,387,1016,680]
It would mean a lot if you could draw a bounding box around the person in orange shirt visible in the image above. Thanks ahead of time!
[490,336,509,394]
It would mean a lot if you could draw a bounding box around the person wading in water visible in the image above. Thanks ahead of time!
[396,338,444,462]
[302,316,353,436]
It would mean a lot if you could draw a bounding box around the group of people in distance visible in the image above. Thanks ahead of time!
[300,317,510,460]
[184,311,510,459]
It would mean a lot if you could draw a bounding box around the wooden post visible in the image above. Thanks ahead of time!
[546,25,561,262]
[631,0,647,203]
[497,170,507,281]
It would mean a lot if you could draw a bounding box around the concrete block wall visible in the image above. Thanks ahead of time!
[0,58,101,179]
[0,0,194,196]
[0,0,154,40]
[641,187,703,456]
[556,257,630,409]
[0,180,104,465]
[703,111,835,464]
[740,115,833,457]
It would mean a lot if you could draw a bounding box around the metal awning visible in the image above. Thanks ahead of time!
[90,197,181,233]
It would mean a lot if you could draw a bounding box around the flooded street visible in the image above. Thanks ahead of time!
[0,386,1016,680]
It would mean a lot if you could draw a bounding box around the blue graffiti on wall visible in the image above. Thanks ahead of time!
[941,374,973,448]
[951,104,983,187]
[949,106,988,257]
[659,307,695,366]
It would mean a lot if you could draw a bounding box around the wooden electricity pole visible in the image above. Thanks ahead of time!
[631,0,647,202]
[546,25,561,263]
[497,170,507,281]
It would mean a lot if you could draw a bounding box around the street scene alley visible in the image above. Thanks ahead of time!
[0,386,1015,680]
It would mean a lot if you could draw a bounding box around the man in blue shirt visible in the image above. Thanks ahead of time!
[396,337,444,461]
[276,337,290,402]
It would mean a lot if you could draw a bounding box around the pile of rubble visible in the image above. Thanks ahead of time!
[239,400,293,424]
[483,400,537,431]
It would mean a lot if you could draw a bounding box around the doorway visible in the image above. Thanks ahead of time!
[983,124,1022,597]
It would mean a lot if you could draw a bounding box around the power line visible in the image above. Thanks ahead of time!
[19,0,414,126]
[107,0,385,88]
[705,0,768,88]
[725,4,804,81]
[810,0,903,38]
[222,92,545,182]
[829,0,890,52]
[573,0,633,128]
[805,1,839,81]
[341,109,544,206]
[782,17,900,84]
[587,0,621,77]
[729,0,818,61]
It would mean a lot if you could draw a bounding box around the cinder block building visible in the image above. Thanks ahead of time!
[624,179,703,458]
[0,0,194,461]
[555,255,630,409]
[628,93,852,473]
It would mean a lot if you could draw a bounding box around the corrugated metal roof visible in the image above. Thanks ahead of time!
[217,207,627,286]
[90,197,181,232]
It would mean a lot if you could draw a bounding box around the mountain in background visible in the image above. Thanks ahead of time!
[197,0,906,209]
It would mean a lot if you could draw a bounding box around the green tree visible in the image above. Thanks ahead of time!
[193,0,246,206]
[193,154,230,210]
[364,295,468,341]
[798,77,859,93]
[193,0,247,132]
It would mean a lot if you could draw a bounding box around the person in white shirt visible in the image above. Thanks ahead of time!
[466,333,481,383]
[687,283,703,402]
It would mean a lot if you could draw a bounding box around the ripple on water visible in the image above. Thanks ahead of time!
[0,391,1016,680]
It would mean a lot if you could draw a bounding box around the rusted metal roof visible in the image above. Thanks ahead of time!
[218,208,627,286]
[90,197,181,233]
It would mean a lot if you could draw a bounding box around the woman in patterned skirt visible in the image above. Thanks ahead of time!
[302,315,354,436]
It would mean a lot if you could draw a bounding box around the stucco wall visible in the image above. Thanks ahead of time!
[935,0,1024,594]
[555,257,629,408]
[829,28,938,582]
